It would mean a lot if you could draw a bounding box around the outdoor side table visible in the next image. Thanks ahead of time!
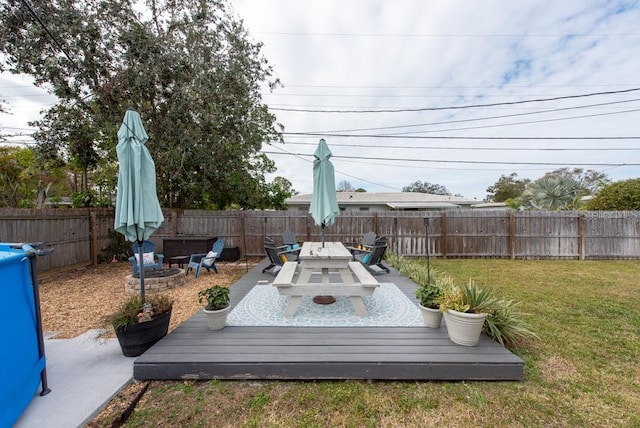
[168,255,189,269]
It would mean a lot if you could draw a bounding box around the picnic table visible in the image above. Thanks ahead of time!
[272,242,380,316]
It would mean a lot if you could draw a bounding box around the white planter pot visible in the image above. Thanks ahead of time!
[419,304,443,328]
[443,310,487,346]
[203,306,230,331]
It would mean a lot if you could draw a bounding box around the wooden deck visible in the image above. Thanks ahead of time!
[134,260,524,381]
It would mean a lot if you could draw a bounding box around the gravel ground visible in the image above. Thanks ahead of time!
[38,260,255,338]
[38,260,257,427]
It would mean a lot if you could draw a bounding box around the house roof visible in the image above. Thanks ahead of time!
[287,192,479,208]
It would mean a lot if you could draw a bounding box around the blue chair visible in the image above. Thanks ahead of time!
[187,238,224,278]
[128,240,164,274]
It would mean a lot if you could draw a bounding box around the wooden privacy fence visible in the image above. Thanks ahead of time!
[1,208,639,273]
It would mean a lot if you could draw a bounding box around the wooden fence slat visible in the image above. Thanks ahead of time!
[1,208,640,273]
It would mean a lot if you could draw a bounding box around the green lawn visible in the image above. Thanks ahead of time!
[120,260,640,428]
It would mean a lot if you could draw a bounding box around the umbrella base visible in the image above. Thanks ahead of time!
[313,295,336,305]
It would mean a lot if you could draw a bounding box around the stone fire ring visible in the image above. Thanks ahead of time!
[125,268,187,294]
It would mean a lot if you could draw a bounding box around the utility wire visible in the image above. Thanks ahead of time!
[280,141,640,151]
[285,107,640,138]
[304,98,640,134]
[261,150,639,167]
[266,143,401,190]
[270,87,640,113]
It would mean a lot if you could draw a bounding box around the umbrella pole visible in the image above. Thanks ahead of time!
[137,238,145,301]
[321,223,325,247]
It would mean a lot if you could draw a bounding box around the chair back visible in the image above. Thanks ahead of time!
[282,230,297,246]
[374,236,387,247]
[212,238,224,255]
[368,244,387,266]
[361,231,376,246]
[264,243,284,267]
[132,240,155,254]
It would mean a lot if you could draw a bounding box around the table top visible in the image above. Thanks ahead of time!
[299,241,352,260]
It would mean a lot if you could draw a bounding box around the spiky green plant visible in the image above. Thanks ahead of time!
[386,253,537,350]
[483,299,537,348]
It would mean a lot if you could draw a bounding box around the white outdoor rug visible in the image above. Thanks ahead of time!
[226,283,423,327]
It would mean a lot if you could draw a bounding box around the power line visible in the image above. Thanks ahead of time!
[265,143,401,190]
[280,141,640,151]
[285,107,640,138]
[304,98,640,134]
[262,83,640,90]
[261,150,640,167]
[270,87,640,113]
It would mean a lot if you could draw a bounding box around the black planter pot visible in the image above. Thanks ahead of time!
[114,309,172,357]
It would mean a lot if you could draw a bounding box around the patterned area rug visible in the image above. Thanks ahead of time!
[226,283,423,327]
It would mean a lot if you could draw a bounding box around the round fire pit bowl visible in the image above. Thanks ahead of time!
[125,268,186,294]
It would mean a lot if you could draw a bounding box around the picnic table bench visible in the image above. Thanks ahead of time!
[272,243,380,317]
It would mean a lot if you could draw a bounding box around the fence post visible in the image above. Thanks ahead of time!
[578,213,585,260]
[239,211,246,261]
[171,209,179,237]
[373,212,379,236]
[90,210,98,266]
[441,212,448,259]
[509,212,516,260]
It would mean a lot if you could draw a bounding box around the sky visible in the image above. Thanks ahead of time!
[2,0,640,201]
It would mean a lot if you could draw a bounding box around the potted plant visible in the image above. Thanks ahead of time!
[111,294,173,357]
[198,285,230,331]
[437,280,497,346]
[415,282,443,328]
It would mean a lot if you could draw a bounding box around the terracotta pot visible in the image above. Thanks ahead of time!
[419,304,443,328]
[203,306,230,331]
[443,309,487,346]
[114,309,171,357]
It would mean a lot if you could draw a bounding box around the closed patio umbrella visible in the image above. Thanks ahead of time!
[309,139,339,247]
[114,108,164,300]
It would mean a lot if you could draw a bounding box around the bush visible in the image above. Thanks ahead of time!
[583,178,640,210]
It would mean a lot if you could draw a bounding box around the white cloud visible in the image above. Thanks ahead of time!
[2,0,640,200]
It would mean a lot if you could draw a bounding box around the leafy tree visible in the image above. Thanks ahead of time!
[583,178,640,210]
[266,176,297,210]
[518,176,584,210]
[0,146,42,207]
[403,180,451,195]
[354,188,367,192]
[32,104,100,193]
[542,168,610,195]
[486,173,530,202]
[0,0,284,209]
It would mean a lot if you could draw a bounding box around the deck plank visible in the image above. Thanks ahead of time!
[134,259,524,381]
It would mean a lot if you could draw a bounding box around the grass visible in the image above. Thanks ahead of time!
[111,260,640,427]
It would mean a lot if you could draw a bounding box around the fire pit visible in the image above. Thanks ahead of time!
[125,268,186,294]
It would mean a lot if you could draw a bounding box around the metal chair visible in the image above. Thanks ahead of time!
[187,238,224,278]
